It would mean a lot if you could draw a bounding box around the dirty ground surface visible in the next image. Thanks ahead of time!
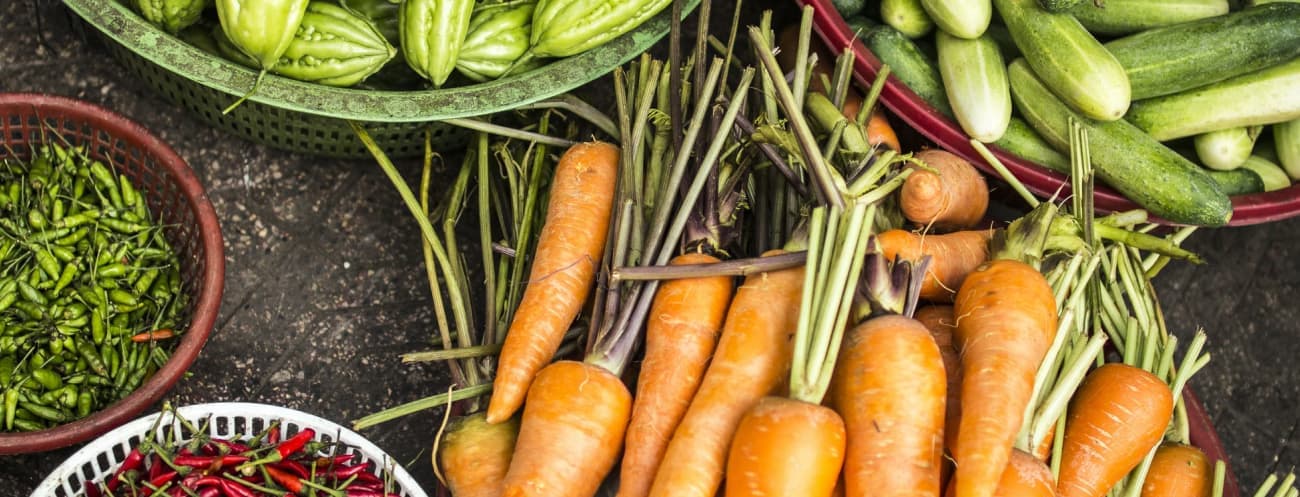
[2,0,1297,496]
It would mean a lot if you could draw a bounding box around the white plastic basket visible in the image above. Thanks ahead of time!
[31,402,431,497]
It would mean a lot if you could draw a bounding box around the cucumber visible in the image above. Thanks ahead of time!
[881,0,935,38]
[864,27,952,115]
[936,31,1010,142]
[1104,3,1300,100]
[1274,119,1300,179]
[1008,59,1232,226]
[832,0,870,18]
[1070,0,1229,36]
[919,0,991,39]
[995,0,1131,121]
[1241,155,1292,191]
[845,15,883,38]
[1205,168,1266,195]
[1039,0,1085,13]
[983,24,1020,61]
[992,117,1072,173]
[1194,126,1262,171]
[1126,57,1300,141]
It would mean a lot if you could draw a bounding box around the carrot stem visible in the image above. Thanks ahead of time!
[443,118,574,148]
[477,133,498,357]
[971,139,1039,208]
[612,251,807,280]
[855,65,891,127]
[750,22,843,208]
[518,95,619,139]
[352,384,492,430]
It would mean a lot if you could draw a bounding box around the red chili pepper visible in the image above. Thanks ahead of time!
[106,447,146,492]
[316,454,356,469]
[190,476,225,488]
[148,470,179,489]
[276,429,315,458]
[198,487,221,497]
[275,460,311,480]
[148,453,168,480]
[266,425,281,446]
[344,490,399,497]
[174,454,250,470]
[265,465,305,495]
[349,471,383,486]
[219,478,257,497]
[332,463,368,480]
[84,483,103,497]
[208,438,252,455]
[130,329,175,343]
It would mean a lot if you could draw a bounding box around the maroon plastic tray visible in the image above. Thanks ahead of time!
[798,0,1300,227]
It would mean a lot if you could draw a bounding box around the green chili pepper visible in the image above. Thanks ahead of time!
[90,308,107,345]
[54,227,90,246]
[30,368,62,390]
[20,402,67,423]
[17,281,47,306]
[109,289,139,307]
[88,161,124,209]
[27,208,48,230]
[28,227,74,244]
[53,209,100,229]
[399,0,475,86]
[96,263,131,279]
[34,249,62,279]
[78,341,107,377]
[76,390,92,418]
[4,389,19,430]
[99,218,150,234]
[53,259,80,294]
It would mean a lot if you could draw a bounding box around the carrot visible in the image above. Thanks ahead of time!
[1141,444,1213,497]
[951,258,1058,497]
[437,412,519,497]
[617,253,735,497]
[724,396,847,497]
[915,305,962,484]
[500,360,632,497]
[646,252,806,497]
[877,228,992,303]
[833,314,947,497]
[841,92,903,152]
[901,150,990,231]
[1057,363,1174,497]
[487,141,621,424]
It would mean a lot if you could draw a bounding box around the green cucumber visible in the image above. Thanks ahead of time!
[881,0,935,39]
[1205,168,1266,195]
[1039,0,1084,13]
[920,0,991,38]
[992,117,1072,173]
[1126,57,1300,141]
[1070,0,1228,36]
[1104,3,1300,100]
[832,0,870,18]
[845,15,882,38]
[864,27,952,115]
[1241,155,1292,191]
[936,31,1010,142]
[1008,59,1232,226]
[983,24,1020,61]
[995,0,1131,121]
[1194,126,1262,171]
[1274,119,1300,179]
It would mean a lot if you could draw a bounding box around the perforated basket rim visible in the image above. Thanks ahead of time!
[61,0,700,123]
[31,402,431,497]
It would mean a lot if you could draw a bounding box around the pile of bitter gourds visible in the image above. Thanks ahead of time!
[129,0,671,89]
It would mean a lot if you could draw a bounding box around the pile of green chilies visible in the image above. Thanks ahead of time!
[0,141,186,432]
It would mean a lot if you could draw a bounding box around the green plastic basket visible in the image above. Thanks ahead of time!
[62,0,697,159]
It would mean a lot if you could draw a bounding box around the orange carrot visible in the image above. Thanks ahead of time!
[724,396,847,497]
[946,449,1056,497]
[646,253,806,497]
[901,150,990,231]
[833,314,947,497]
[500,360,632,497]
[951,259,1059,497]
[1057,363,1174,497]
[867,107,902,152]
[487,141,621,424]
[878,228,992,303]
[915,305,963,485]
[617,253,735,497]
[1141,444,1213,497]
[437,412,519,497]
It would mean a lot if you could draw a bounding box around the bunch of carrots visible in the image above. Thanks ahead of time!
[348,5,1256,497]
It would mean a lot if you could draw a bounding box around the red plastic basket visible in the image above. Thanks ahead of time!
[0,93,225,454]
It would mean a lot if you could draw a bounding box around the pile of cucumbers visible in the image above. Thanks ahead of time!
[127,0,671,90]
[836,0,1300,226]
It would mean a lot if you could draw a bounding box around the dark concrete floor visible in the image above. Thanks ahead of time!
[2,1,1297,496]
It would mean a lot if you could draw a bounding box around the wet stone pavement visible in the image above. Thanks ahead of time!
[1,1,1297,496]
